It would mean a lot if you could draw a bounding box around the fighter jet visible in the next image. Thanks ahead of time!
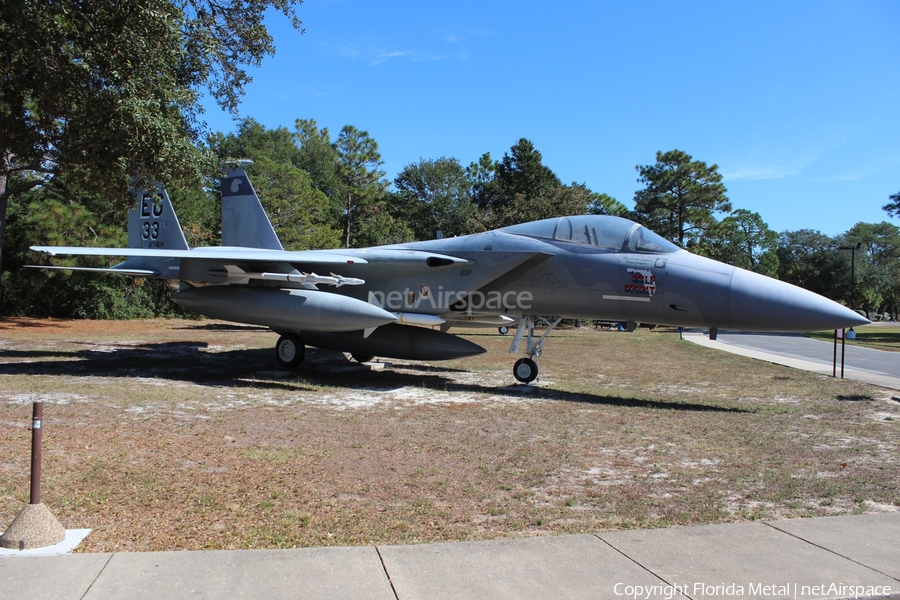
[29,167,868,383]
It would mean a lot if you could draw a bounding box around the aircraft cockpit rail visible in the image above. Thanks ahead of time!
[500,216,680,254]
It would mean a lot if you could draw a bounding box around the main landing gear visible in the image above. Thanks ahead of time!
[508,316,562,384]
[275,333,305,369]
[275,334,376,369]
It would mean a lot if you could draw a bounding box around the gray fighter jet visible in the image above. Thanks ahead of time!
[29,167,868,383]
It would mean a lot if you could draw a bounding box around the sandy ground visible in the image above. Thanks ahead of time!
[1,318,898,552]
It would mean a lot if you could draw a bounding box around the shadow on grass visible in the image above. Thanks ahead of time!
[389,363,471,374]
[0,350,77,359]
[836,394,875,402]
[0,318,68,330]
[455,382,752,413]
[174,323,271,332]
[0,340,753,413]
[0,342,306,393]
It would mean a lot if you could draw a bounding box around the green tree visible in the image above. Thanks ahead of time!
[517,182,598,223]
[354,211,414,247]
[335,126,389,247]
[467,152,496,211]
[494,139,561,201]
[478,139,562,228]
[467,140,622,228]
[840,222,900,317]
[882,191,900,219]
[704,209,779,276]
[0,0,302,273]
[392,157,479,240]
[164,185,219,248]
[0,185,176,318]
[587,193,630,217]
[240,156,340,250]
[633,150,730,248]
[218,118,303,167]
[845,222,900,267]
[294,119,344,230]
[212,119,341,249]
[776,229,846,300]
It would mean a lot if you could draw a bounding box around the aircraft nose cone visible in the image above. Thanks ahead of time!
[729,268,869,331]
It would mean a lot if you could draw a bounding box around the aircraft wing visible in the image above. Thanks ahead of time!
[29,244,478,268]
[28,245,474,286]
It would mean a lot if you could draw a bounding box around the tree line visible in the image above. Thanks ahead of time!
[2,116,898,320]
[2,1,897,320]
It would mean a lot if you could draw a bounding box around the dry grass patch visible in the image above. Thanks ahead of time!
[1,318,898,552]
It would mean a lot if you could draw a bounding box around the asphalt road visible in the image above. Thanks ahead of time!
[714,330,900,381]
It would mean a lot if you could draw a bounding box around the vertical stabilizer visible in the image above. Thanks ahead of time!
[127,185,189,250]
[221,166,284,250]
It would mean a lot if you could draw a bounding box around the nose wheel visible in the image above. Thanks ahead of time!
[513,357,539,383]
[508,316,561,384]
[275,333,305,369]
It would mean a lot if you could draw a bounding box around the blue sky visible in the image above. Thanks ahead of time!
[201,0,899,237]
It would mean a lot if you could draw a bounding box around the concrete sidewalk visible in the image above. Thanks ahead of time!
[683,331,900,391]
[2,513,898,599]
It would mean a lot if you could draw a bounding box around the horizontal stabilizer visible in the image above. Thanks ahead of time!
[24,265,159,276]
[29,246,369,265]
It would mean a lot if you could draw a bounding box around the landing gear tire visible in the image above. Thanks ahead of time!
[275,334,305,369]
[351,354,374,364]
[513,357,538,384]
[498,326,509,335]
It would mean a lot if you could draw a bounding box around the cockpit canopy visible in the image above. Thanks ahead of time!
[500,215,680,254]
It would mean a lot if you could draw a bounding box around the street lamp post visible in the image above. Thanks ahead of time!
[839,241,862,339]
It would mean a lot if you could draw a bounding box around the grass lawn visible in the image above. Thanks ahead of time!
[1,318,898,552]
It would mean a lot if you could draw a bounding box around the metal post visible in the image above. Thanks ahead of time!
[840,333,846,380]
[30,402,43,505]
[839,241,862,321]
[833,329,838,377]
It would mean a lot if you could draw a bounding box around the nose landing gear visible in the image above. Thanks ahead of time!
[513,357,539,383]
[508,316,561,383]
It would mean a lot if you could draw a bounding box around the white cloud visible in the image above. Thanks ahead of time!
[719,135,844,182]
[323,31,473,66]
[812,153,900,182]
[372,49,414,65]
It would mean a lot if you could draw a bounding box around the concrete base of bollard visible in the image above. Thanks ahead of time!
[1,503,66,550]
